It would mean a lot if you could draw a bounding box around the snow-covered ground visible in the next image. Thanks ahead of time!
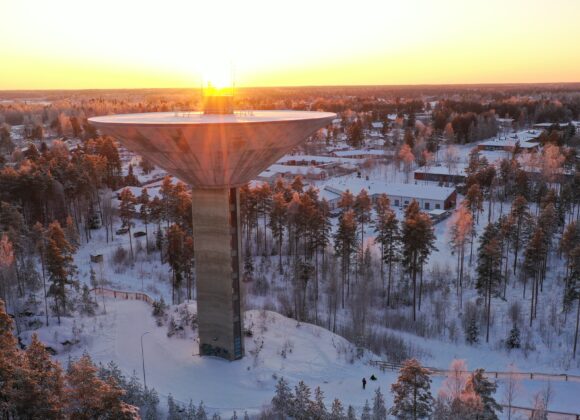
[23,297,580,417]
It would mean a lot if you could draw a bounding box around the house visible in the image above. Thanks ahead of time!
[332,149,395,160]
[321,179,457,211]
[414,163,467,185]
[476,130,541,153]
[257,164,328,182]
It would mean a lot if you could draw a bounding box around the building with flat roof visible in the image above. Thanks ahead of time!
[321,179,457,211]
[414,163,468,185]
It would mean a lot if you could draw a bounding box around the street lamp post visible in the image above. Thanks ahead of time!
[140,331,150,389]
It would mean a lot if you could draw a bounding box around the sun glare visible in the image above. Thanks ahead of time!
[201,62,234,97]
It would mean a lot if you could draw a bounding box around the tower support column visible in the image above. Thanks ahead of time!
[191,187,244,360]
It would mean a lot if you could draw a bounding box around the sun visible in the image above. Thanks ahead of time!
[201,62,234,96]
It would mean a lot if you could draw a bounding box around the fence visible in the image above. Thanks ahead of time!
[369,360,580,419]
[506,405,580,420]
[90,287,154,305]
[368,360,580,383]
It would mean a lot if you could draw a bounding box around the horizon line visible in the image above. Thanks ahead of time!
[2,81,580,93]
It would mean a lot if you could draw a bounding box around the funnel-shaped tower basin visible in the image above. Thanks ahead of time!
[89,110,335,360]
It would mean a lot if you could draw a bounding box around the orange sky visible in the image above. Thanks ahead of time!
[1,0,579,89]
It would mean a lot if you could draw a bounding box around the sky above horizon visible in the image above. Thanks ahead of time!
[1,0,579,90]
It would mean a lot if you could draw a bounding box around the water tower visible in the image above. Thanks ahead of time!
[89,88,335,360]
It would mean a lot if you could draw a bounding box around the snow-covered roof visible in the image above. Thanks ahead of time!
[276,154,362,165]
[478,130,542,149]
[333,149,394,158]
[371,122,384,129]
[323,179,456,201]
[414,163,468,177]
[260,164,326,177]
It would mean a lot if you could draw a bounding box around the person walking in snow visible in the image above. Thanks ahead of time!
[362,377,367,390]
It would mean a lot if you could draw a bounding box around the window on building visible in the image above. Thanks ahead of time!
[394,199,400,207]
[425,202,430,210]
[435,203,441,209]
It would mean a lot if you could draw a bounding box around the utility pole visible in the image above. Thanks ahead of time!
[141,331,150,389]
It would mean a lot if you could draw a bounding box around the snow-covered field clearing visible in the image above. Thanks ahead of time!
[18,296,580,417]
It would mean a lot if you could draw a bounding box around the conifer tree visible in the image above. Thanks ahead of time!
[45,221,77,324]
[506,325,521,349]
[16,333,65,419]
[167,224,186,304]
[272,377,293,416]
[0,299,20,416]
[347,405,357,420]
[372,387,387,420]
[509,196,530,275]
[361,400,372,420]
[448,205,473,307]
[466,317,479,345]
[374,197,400,306]
[66,354,137,419]
[391,359,433,420]
[139,187,151,254]
[354,189,372,256]
[464,369,502,420]
[523,227,546,326]
[334,210,358,308]
[401,201,436,321]
[269,192,287,273]
[293,380,312,419]
[311,386,327,419]
[119,188,137,261]
[330,398,346,420]
[338,190,355,213]
[476,222,503,342]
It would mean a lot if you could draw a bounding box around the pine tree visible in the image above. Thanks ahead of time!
[45,221,77,324]
[466,317,479,345]
[16,333,65,419]
[347,405,357,420]
[372,387,387,420]
[119,188,137,261]
[448,205,473,308]
[80,284,97,316]
[140,386,160,420]
[329,398,346,420]
[465,369,502,420]
[197,401,208,420]
[506,325,521,350]
[401,201,436,321]
[293,380,312,419]
[139,187,151,254]
[311,386,327,419]
[334,210,358,308]
[373,196,400,306]
[338,190,355,213]
[361,400,372,420]
[390,358,433,420]
[269,192,287,274]
[354,189,372,258]
[272,377,293,416]
[476,222,503,342]
[167,224,186,304]
[65,354,137,419]
[509,196,530,275]
[523,227,547,326]
[0,299,21,416]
